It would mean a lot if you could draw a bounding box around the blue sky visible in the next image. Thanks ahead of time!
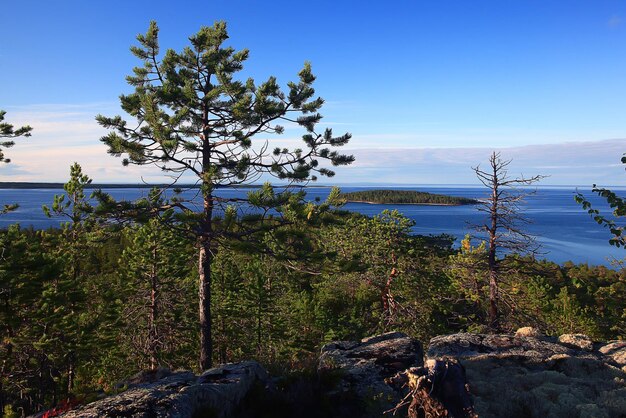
[1,0,625,185]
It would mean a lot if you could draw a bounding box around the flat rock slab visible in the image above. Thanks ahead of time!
[59,361,267,418]
[428,333,589,362]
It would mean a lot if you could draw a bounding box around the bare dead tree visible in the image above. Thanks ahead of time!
[472,152,546,330]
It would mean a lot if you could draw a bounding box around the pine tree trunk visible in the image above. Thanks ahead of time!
[199,240,212,370]
[488,171,499,330]
[488,256,498,330]
[149,242,158,371]
[199,117,215,371]
[66,351,75,395]
[488,224,498,329]
[67,224,79,394]
[199,175,213,370]
[257,298,262,356]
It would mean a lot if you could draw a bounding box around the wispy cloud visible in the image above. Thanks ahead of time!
[1,104,624,185]
[332,139,626,185]
[0,104,162,182]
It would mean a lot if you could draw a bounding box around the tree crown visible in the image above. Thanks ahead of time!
[96,21,353,187]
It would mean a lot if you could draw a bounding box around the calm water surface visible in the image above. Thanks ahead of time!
[0,186,623,267]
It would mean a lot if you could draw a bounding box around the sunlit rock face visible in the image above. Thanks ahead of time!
[598,340,626,367]
[558,333,594,352]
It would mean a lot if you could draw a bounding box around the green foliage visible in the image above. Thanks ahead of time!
[96,20,352,185]
[118,217,196,371]
[38,165,102,397]
[576,153,626,249]
[312,210,455,341]
[0,110,32,214]
[0,110,32,164]
[42,163,94,224]
[446,233,624,337]
[339,189,479,205]
[0,225,56,413]
[543,287,598,336]
[447,235,489,328]
[1,168,624,416]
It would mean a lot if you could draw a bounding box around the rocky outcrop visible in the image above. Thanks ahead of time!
[318,331,423,415]
[59,361,266,418]
[319,331,626,418]
[427,333,626,418]
[514,326,541,338]
[49,332,626,418]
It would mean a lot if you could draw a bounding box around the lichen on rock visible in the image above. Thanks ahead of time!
[427,333,626,418]
[58,361,267,418]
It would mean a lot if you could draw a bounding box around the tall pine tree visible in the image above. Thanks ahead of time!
[96,21,353,369]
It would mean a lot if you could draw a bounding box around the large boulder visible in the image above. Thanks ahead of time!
[427,333,626,418]
[59,361,267,418]
[318,331,423,414]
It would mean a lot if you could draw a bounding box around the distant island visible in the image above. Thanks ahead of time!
[339,189,480,205]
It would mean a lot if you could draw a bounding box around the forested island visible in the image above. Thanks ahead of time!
[339,189,480,205]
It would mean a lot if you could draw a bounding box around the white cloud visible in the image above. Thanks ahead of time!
[1,104,624,186]
[1,104,168,182]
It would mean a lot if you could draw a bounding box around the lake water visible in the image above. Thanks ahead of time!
[0,185,623,267]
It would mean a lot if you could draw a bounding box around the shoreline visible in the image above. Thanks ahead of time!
[344,200,470,206]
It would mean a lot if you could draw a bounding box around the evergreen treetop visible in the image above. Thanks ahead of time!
[96,20,353,185]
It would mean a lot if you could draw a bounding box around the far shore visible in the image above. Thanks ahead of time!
[0,183,330,190]
[344,200,470,206]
